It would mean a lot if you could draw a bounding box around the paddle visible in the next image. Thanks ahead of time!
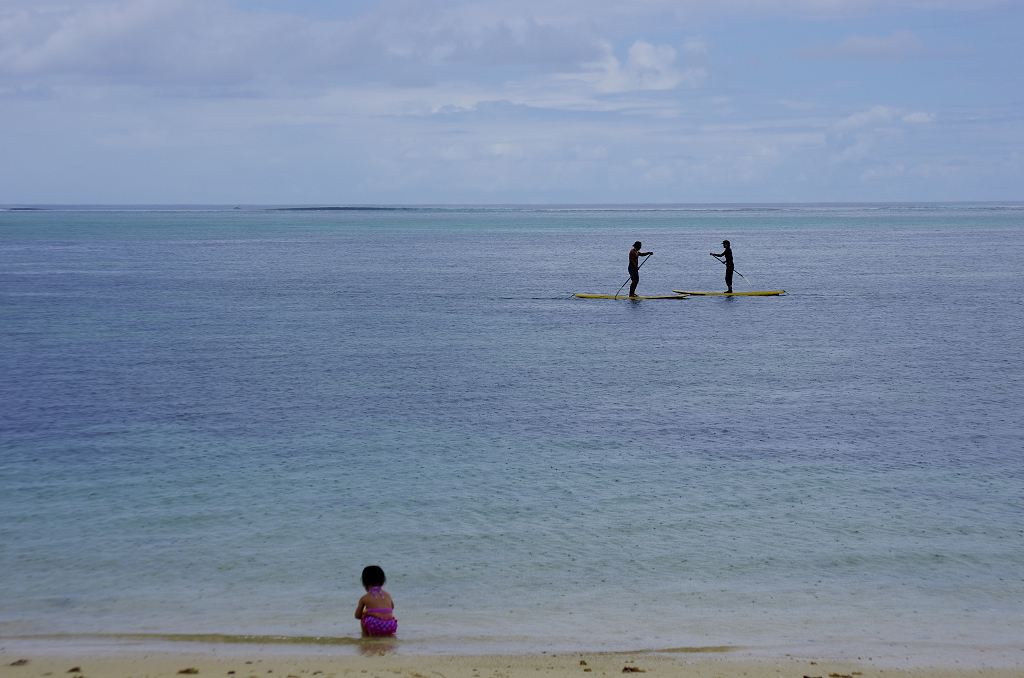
[711,254,752,287]
[614,253,652,298]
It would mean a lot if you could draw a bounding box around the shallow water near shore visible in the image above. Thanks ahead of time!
[1,204,1022,661]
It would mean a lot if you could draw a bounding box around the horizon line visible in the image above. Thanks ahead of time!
[3,200,1023,212]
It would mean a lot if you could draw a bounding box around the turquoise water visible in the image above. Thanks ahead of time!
[1,205,1022,660]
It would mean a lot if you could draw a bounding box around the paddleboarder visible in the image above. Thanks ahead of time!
[628,241,653,297]
[710,240,734,293]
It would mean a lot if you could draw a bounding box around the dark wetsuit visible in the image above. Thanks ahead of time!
[713,245,733,290]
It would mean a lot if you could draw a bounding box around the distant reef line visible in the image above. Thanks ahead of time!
[271,206,414,211]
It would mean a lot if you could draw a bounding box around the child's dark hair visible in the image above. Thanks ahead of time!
[362,565,386,588]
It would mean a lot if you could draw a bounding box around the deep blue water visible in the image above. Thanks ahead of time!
[1,204,1022,659]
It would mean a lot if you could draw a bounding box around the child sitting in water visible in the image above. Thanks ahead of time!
[355,565,397,637]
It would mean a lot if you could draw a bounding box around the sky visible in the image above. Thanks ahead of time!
[1,0,1022,204]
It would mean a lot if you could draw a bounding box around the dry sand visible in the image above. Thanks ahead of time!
[3,647,1022,678]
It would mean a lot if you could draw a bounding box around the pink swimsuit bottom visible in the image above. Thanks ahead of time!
[362,612,397,636]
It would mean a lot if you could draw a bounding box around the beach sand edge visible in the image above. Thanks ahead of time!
[2,648,1022,678]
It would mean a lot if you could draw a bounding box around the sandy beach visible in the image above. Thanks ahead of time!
[3,645,1023,678]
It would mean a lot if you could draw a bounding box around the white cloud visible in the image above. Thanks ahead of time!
[836,105,936,131]
[0,0,612,88]
[491,142,525,159]
[830,106,936,166]
[559,39,705,93]
[902,111,935,124]
[0,0,311,85]
[429,18,603,68]
[832,137,874,164]
[836,105,898,129]
[0,0,714,95]
[0,0,996,99]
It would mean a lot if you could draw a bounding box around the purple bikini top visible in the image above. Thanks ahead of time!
[366,586,392,613]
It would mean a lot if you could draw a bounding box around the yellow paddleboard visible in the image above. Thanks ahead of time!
[672,290,785,296]
[574,293,689,299]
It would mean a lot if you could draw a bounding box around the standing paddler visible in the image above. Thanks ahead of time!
[628,241,653,297]
[710,240,734,293]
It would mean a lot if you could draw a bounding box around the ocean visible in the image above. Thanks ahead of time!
[1,204,1022,662]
